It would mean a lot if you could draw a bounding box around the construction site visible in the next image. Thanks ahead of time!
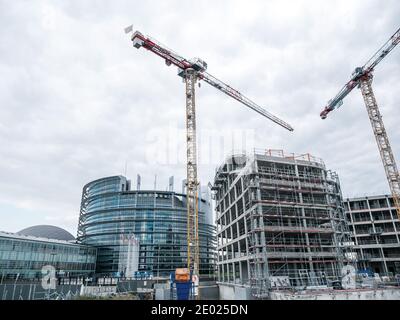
[4,25,399,302]
[213,149,354,299]
[1,5,400,304]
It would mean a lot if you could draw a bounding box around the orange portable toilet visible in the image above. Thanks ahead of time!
[175,268,190,282]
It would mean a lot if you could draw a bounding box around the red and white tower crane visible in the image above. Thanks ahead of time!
[125,28,293,284]
[320,27,400,219]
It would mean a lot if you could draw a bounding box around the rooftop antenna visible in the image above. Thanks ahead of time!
[137,174,141,191]
[182,179,187,195]
[124,160,128,177]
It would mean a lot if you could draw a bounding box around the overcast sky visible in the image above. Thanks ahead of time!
[0,0,399,235]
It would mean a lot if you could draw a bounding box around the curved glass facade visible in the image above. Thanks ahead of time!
[77,176,216,276]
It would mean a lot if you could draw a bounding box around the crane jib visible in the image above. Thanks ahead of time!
[130,29,293,132]
[321,26,400,118]
[200,72,293,131]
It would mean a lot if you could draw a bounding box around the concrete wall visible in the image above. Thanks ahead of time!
[270,288,400,300]
[199,282,219,300]
[219,283,251,300]
[155,288,170,300]
[154,283,170,300]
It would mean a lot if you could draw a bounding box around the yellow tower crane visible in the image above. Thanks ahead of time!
[125,28,293,294]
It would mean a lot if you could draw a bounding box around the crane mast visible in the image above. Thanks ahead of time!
[184,68,200,276]
[360,75,400,220]
[126,29,293,292]
[320,27,400,220]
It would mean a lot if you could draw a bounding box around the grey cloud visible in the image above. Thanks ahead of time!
[0,0,399,234]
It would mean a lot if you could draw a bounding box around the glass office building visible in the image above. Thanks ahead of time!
[0,227,97,280]
[77,176,216,276]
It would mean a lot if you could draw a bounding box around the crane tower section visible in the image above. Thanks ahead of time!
[360,75,400,219]
[184,68,200,275]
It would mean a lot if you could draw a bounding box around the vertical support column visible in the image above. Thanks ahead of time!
[326,177,343,279]
[242,185,252,282]
[347,200,366,268]
[252,169,270,298]
[386,196,400,243]
[295,163,313,273]
[185,68,200,279]
[360,75,400,220]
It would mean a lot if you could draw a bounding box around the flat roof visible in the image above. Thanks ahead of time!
[0,230,86,247]
[344,194,392,201]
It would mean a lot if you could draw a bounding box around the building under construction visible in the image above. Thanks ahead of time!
[344,195,400,275]
[213,149,353,299]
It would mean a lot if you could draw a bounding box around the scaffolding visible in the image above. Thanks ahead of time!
[213,149,354,299]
